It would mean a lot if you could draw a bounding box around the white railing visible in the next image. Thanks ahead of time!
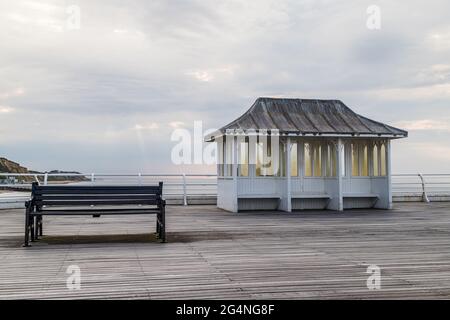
[391,174,450,202]
[1,173,450,203]
[0,173,217,206]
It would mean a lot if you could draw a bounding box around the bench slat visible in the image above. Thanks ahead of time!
[39,207,159,212]
[36,200,160,206]
[34,195,160,201]
[32,210,159,215]
[291,193,330,199]
[36,185,160,190]
[34,188,161,195]
[343,193,379,198]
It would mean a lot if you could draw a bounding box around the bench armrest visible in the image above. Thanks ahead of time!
[25,200,33,209]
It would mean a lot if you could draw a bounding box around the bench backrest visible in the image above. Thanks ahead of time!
[31,182,163,207]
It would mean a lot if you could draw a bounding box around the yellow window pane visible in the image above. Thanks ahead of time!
[380,144,386,176]
[325,145,330,177]
[373,145,379,176]
[239,141,248,176]
[291,143,298,176]
[255,139,277,177]
[313,145,322,177]
[256,142,263,176]
[304,143,312,177]
[324,144,336,177]
[263,138,274,176]
[351,144,359,176]
[362,145,369,176]
[264,161,274,176]
[331,145,337,177]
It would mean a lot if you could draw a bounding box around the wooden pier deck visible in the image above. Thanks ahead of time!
[1,203,450,299]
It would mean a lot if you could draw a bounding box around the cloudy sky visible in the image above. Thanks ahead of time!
[0,0,449,174]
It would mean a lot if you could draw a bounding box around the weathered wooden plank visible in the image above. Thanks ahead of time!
[0,202,450,299]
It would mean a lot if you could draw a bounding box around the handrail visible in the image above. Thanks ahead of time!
[391,173,450,202]
[418,174,430,203]
[2,173,450,204]
[0,173,218,206]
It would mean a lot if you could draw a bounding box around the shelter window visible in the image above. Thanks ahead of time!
[372,145,379,176]
[256,142,263,176]
[290,143,298,177]
[341,144,346,177]
[238,138,249,177]
[304,143,312,177]
[218,138,224,176]
[361,145,369,176]
[224,136,233,177]
[325,143,336,177]
[380,143,387,176]
[351,143,360,176]
[351,142,371,177]
[313,144,322,177]
[256,137,279,176]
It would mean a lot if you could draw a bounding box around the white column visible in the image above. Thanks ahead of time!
[248,130,256,178]
[286,137,292,212]
[232,135,239,212]
[386,139,392,209]
[337,138,344,211]
[377,142,382,176]
[298,141,304,192]
[217,137,223,177]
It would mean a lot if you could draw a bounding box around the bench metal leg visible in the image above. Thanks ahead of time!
[160,205,166,243]
[38,215,43,237]
[34,215,42,239]
[33,216,38,240]
[156,212,161,239]
[30,215,35,242]
[23,209,30,247]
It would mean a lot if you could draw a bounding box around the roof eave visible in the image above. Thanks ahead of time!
[205,131,407,142]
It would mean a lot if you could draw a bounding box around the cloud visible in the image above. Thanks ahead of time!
[0,88,24,99]
[0,106,14,113]
[407,143,450,161]
[134,123,159,130]
[394,119,450,131]
[186,71,213,82]
[0,0,449,173]
[368,83,450,101]
[185,65,235,82]
[169,121,185,128]
[427,29,450,52]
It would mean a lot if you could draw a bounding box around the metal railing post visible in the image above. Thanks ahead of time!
[182,173,187,206]
[91,173,95,184]
[418,173,430,203]
[138,173,142,186]
[44,173,48,186]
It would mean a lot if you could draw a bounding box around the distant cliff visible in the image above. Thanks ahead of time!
[0,157,88,183]
[0,157,28,174]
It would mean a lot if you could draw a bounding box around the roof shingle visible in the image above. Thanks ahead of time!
[206,97,407,141]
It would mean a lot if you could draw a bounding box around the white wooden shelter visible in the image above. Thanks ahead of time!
[205,98,408,212]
